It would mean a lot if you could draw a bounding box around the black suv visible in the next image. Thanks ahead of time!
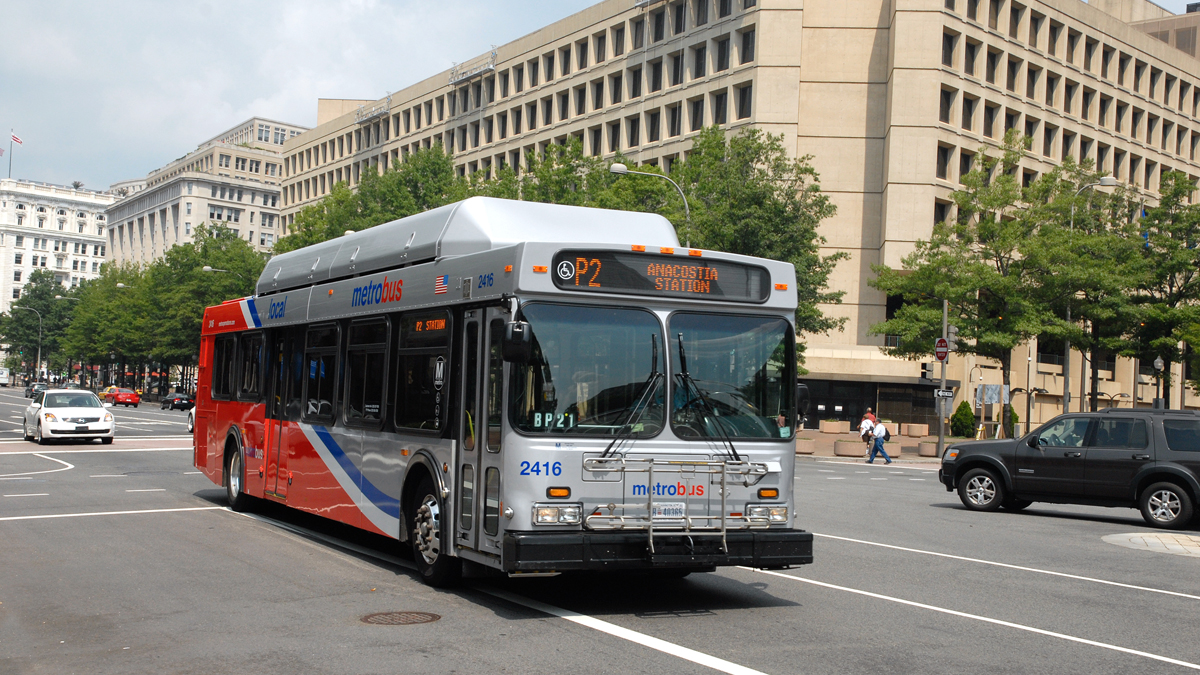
[940,409,1200,529]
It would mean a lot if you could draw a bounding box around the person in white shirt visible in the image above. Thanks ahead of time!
[858,415,874,450]
[868,421,893,464]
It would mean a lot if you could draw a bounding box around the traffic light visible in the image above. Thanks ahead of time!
[947,325,959,352]
[921,362,936,381]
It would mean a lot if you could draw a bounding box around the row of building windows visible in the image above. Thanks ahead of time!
[9,235,104,256]
[10,214,105,235]
[6,205,101,220]
[207,184,279,206]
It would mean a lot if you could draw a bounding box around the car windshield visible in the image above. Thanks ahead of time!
[45,393,102,408]
[669,313,795,440]
[511,303,664,437]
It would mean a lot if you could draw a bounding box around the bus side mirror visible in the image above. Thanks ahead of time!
[503,321,532,363]
[796,383,811,418]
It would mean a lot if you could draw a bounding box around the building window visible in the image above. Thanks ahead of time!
[961,95,976,130]
[964,41,978,76]
[716,37,731,72]
[13,271,20,282]
[936,145,952,180]
[627,117,641,147]
[719,0,732,17]
[653,10,666,42]
[690,98,705,131]
[14,254,21,265]
[673,2,685,34]
[668,104,683,137]
[670,53,683,86]
[959,150,974,182]
[648,110,661,142]
[693,44,707,78]
[633,18,645,49]
[613,27,625,56]
[12,289,18,300]
[695,0,708,25]
[630,67,643,97]
[713,90,728,125]
[740,28,755,63]
[939,88,955,124]
[737,84,753,119]
[650,60,663,92]
[985,50,998,84]
[942,32,956,67]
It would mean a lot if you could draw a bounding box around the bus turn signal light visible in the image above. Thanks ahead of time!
[774,283,788,291]
[758,488,779,499]
[533,265,548,273]
[547,487,571,498]
[504,265,513,273]
[631,245,646,252]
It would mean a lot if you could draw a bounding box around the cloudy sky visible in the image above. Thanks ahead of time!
[1,0,1197,191]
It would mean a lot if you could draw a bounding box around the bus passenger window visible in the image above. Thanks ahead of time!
[486,319,504,451]
[238,332,263,399]
[211,335,238,400]
[395,311,450,432]
[304,324,339,421]
[345,319,388,424]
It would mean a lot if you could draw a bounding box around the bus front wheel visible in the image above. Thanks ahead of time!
[411,476,461,588]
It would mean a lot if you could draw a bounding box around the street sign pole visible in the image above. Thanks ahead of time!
[939,300,948,458]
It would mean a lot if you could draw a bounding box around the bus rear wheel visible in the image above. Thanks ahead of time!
[411,476,460,588]
[225,450,251,512]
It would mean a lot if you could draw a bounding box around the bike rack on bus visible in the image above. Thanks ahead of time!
[580,457,771,556]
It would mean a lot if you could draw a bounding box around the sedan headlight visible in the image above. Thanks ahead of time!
[747,505,788,523]
[533,503,582,525]
[43,412,58,422]
[103,413,114,422]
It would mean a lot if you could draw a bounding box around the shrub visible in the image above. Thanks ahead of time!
[950,400,976,437]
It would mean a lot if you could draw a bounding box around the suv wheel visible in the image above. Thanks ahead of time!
[958,468,1005,512]
[1139,482,1194,530]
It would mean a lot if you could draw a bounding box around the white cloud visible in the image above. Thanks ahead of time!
[0,0,596,189]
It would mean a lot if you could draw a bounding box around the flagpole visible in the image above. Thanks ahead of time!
[7,129,12,179]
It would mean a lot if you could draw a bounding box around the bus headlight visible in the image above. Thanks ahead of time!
[747,505,788,523]
[533,503,582,525]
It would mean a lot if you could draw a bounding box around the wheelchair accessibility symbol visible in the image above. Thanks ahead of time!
[556,260,575,280]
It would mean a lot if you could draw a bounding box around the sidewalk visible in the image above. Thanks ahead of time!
[793,429,966,464]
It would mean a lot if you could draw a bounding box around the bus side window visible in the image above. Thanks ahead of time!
[303,324,339,422]
[395,311,450,433]
[486,319,504,451]
[211,335,238,400]
[238,332,264,400]
[344,319,389,426]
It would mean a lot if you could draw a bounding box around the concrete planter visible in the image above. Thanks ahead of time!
[918,442,940,457]
[795,438,817,454]
[899,423,909,437]
[834,440,866,457]
[906,423,929,438]
[820,420,851,434]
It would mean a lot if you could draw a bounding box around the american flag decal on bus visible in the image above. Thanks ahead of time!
[434,275,448,294]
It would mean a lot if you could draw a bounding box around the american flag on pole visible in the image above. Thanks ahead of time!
[11,133,22,145]
[434,275,449,294]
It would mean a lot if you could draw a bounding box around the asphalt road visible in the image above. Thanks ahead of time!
[1,444,1198,674]
[0,386,191,440]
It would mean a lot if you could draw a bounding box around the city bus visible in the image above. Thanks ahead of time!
[193,197,813,586]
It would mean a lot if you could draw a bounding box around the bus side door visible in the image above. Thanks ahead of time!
[265,329,300,499]
[455,308,507,558]
[455,312,483,553]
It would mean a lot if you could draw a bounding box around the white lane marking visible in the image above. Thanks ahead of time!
[0,506,225,522]
[0,476,32,480]
[910,478,926,481]
[230,510,768,675]
[184,471,202,475]
[90,474,126,478]
[0,453,75,478]
[826,477,845,480]
[813,533,1200,602]
[816,470,835,473]
[855,471,869,474]
[126,488,166,492]
[482,588,770,675]
[870,478,887,481]
[0,447,190,455]
[746,568,1200,671]
[4,493,49,497]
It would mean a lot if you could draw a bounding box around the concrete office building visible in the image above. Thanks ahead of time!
[0,178,114,313]
[106,117,307,265]
[280,0,1200,429]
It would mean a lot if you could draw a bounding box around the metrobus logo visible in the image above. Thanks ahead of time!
[352,276,403,308]
[632,482,704,497]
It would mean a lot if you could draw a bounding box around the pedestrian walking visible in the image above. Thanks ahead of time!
[858,414,875,451]
[865,407,877,424]
[867,420,893,464]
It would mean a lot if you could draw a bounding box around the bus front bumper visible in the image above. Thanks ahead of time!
[501,529,814,572]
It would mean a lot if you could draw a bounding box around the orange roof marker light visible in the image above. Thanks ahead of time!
[688,249,702,257]
[660,247,675,255]
[775,283,788,291]
[504,265,513,273]
[533,265,548,273]
[631,245,646,252]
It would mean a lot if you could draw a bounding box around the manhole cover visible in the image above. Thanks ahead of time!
[1102,532,1200,558]
[360,611,441,625]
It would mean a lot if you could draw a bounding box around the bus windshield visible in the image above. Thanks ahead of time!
[511,303,664,437]
[669,313,795,440]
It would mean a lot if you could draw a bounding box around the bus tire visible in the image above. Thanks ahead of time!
[225,449,251,513]
[411,475,460,588]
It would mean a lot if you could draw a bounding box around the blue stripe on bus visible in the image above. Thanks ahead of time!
[312,425,400,519]
[246,299,263,328]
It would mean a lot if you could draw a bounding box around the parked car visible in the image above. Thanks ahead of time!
[940,408,1200,529]
[161,392,195,410]
[24,389,114,445]
[64,382,82,390]
[104,388,141,407]
[24,382,47,399]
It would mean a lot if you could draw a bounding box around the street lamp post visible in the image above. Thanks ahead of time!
[1064,176,1119,414]
[1154,356,1166,408]
[1104,392,1131,407]
[202,265,245,279]
[13,306,42,383]
[609,163,692,247]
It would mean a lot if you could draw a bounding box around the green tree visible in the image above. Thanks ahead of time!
[0,269,74,379]
[950,400,976,437]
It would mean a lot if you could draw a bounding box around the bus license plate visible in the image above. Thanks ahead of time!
[652,502,685,519]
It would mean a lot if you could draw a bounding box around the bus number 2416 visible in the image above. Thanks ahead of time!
[520,461,563,476]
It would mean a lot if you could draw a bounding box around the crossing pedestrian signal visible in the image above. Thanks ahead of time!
[921,362,935,381]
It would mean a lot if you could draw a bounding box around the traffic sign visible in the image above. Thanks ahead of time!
[935,388,955,399]
[935,337,949,362]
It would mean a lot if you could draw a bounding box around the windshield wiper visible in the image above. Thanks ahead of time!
[676,333,741,461]
[601,335,662,458]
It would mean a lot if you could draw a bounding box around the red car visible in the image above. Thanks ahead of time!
[105,388,141,407]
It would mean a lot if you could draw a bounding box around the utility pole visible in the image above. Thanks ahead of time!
[938,299,948,457]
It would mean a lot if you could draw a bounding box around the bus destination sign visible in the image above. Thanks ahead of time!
[551,250,770,303]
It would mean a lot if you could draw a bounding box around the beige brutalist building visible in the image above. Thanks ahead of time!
[280,0,1200,430]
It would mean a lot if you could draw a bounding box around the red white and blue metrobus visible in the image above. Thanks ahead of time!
[194,197,813,586]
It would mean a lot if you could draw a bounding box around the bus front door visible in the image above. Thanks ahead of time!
[264,331,294,500]
[456,309,506,559]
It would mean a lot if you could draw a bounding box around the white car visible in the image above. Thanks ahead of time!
[25,389,115,445]
[187,406,195,433]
